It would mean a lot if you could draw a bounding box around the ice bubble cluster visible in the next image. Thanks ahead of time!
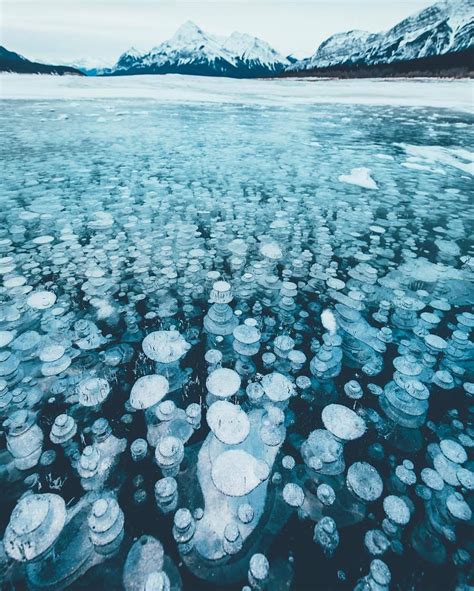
[0,98,472,590]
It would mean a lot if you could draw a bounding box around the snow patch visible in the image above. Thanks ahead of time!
[397,143,474,175]
[338,167,378,189]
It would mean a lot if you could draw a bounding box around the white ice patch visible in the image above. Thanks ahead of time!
[321,309,337,334]
[338,167,378,190]
[397,143,474,175]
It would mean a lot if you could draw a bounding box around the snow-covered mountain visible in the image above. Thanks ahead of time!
[109,21,290,77]
[0,46,83,75]
[36,57,114,76]
[290,0,474,71]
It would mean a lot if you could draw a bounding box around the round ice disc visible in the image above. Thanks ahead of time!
[27,291,57,310]
[130,374,169,410]
[261,372,295,402]
[207,400,250,445]
[347,462,383,503]
[322,404,366,441]
[206,368,241,398]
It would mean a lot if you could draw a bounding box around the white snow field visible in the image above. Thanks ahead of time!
[0,73,472,111]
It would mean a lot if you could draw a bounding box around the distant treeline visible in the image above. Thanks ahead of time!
[281,49,474,79]
[0,59,83,76]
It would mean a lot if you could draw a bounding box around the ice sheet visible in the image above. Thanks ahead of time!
[0,74,472,111]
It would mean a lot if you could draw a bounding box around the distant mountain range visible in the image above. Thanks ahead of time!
[288,0,473,73]
[1,0,473,78]
[108,21,291,78]
[0,46,83,75]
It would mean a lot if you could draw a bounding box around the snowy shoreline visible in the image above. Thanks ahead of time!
[0,73,472,111]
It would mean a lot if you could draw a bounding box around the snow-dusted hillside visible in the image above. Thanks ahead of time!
[109,21,289,77]
[0,46,83,75]
[290,0,473,71]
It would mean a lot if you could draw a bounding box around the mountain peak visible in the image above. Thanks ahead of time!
[111,21,293,77]
[124,47,143,58]
[223,31,290,67]
[290,0,474,71]
[171,21,207,43]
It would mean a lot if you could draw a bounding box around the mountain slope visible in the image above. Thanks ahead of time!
[290,0,474,71]
[108,21,289,78]
[0,46,83,75]
[283,47,474,78]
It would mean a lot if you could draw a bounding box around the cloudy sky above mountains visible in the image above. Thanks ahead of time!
[3,0,434,64]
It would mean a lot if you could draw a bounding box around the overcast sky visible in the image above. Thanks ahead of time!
[2,0,435,64]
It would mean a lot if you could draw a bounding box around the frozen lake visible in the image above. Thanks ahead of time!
[1,73,473,111]
[0,75,473,591]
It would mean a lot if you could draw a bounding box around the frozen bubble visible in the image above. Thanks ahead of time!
[26,291,57,310]
[370,559,391,586]
[446,493,472,521]
[233,323,260,345]
[395,465,417,486]
[440,439,467,464]
[261,372,295,402]
[346,462,383,503]
[260,241,282,260]
[321,309,337,333]
[282,455,295,470]
[144,571,170,591]
[39,344,65,363]
[421,468,444,491]
[238,503,254,524]
[142,330,190,363]
[456,467,474,490]
[383,495,410,525]
[322,404,366,441]
[206,368,241,399]
[77,377,111,407]
[4,493,66,561]
[317,483,336,506]
[205,349,222,365]
[206,400,250,445]
[130,375,169,410]
[249,553,269,581]
[365,529,390,556]
[0,331,14,348]
[282,483,305,507]
[211,450,270,497]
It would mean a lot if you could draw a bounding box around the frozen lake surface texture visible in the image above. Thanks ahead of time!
[0,75,473,591]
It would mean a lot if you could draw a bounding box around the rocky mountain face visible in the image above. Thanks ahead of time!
[290,0,474,71]
[109,21,290,77]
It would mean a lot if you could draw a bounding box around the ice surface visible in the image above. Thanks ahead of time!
[0,74,471,111]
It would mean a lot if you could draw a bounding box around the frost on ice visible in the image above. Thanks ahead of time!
[0,89,472,591]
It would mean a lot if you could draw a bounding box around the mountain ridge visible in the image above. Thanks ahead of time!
[0,46,84,76]
[289,0,474,72]
[108,21,290,78]
[2,0,472,79]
